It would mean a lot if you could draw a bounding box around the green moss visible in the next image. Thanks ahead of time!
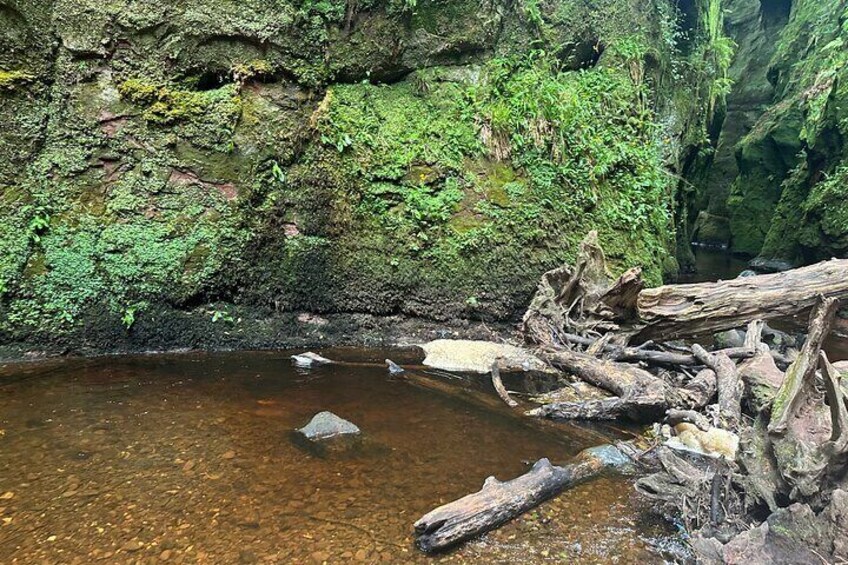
[0,70,35,91]
[0,0,720,341]
[117,79,243,151]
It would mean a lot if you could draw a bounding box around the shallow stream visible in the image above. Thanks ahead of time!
[0,349,679,564]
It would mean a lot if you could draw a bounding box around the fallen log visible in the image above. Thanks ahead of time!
[527,397,628,420]
[393,365,617,446]
[413,444,632,553]
[562,332,755,367]
[634,259,848,341]
[536,348,666,421]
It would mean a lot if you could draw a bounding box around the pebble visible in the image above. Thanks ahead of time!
[159,549,172,561]
[222,450,236,460]
[311,550,330,563]
[0,492,14,500]
[121,539,144,552]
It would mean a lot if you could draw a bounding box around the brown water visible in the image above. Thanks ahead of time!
[0,350,679,564]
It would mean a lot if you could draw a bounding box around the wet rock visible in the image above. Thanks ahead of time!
[296,412,360,441]
[749,257,795,274]
[761,322,798,349]
[737,269,758,278]
[290,352,333,368]
[385,359,405,375]
[714,329,746,349]
[420,339,552,374]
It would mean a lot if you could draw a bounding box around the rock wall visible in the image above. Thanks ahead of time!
[688,0,848,268]
[0,0,721,351]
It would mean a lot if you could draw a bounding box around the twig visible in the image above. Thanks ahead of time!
[491,360,519,408]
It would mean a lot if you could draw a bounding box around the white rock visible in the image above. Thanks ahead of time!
[420,340,552,374]
[291,352,333,367]
[667,423,739,460]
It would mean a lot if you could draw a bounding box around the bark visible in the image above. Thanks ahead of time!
[634,259,848,341]
[413,445,631,553]
[592,266,644,322]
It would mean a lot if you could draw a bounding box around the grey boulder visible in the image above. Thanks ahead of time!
[296,411,360,441]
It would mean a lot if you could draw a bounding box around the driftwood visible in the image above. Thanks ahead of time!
[514,234,848,562]
[413,444,631,553]
[676,368,717,410]
[635,259,848,341]
[768,297,838,434]
[561,332,756,367]
[522,231,640,342]
[490,362,518,408]
[533,348,666,421]
[692,344,743,430]
[767,298,844,499]
[821,352,848,457]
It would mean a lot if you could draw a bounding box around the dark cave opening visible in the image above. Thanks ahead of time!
[760,0,792,29]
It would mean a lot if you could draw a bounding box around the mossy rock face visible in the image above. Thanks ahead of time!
[727,100,804,256]
[693,211,731,248]
[701,0,848,264]
[0,0,722,350]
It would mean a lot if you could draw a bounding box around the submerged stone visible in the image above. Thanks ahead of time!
[291,411,386,459]
[296,411,360,441]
